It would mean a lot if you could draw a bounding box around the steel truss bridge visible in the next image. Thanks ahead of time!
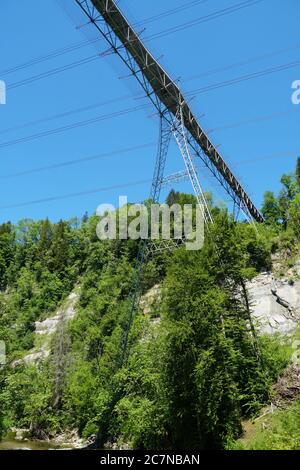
[74,0,264,366]
[75,0,264,224]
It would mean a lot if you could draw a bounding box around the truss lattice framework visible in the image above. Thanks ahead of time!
[116,106,205,364]
[116,114,171,366]
[149,113,172,204]
[75,0,264,223]
[172,107,213,225]
[161,170,190,188]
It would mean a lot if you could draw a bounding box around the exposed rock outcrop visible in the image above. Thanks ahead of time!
[247,272,300,335]
[17,288,80,365]
[35,291,78,336]
[139,284,161,319]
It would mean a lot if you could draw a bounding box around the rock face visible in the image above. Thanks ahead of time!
[23,347,50,365]
[139,274,300,337]
[35,291,78,336]
[247,272,300,335]
[21,289,80,365]
[139,284,161,318]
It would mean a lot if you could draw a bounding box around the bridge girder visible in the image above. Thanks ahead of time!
[75,0,264,223]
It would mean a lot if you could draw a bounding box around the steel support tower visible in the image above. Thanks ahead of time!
[73,0,264,366]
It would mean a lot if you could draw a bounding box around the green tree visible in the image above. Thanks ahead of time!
[262,191,280,225]
[39,219,52,256]
[278,174,298,228]
[289,193,300,238]
[0,223,15,289]
[49,220,69,275]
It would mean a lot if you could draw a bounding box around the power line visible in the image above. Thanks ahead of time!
[0,1,295,186]
[0,104,149,150]
[7,54,101,91]
[0,1,287,101]
[0,50,298,143]
[0,94,132,136]
[2,147,299,211]
[0,0,208,78]
[185,43,300,83]
[0,38,100,77]
[3,28,298,134]
[1,106,298,178]
[0,142,156,179]
[144,0,264,42]
[187,59,300,95]
[0,1,294,216]
[0,104,298,180]
[6,50,299,106]
[0,179,152,210]
[0,36,299,141]
[1,52,298,150]
[132,0,210,27]
[207,107,300,134]
[5,45,298,104]
[2,0,262,84]
[232,148,300,167]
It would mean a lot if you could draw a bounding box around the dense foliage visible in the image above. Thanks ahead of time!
[0,159,299,448]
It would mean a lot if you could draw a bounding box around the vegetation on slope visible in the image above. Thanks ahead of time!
[229,349,300,450]
[239,398,300,450]
[0,158,300,448]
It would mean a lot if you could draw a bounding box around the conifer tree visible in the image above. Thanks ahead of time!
[39,218,52,262]
[50,220,69,274]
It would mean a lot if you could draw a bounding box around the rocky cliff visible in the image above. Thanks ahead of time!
[247,261,300,335]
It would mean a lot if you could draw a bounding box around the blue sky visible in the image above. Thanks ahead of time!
[0,0,299,223]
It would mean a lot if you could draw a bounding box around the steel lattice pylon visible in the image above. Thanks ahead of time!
[117,113,172,367]
[149,112,173,204]
[73,0,264,366]
[117,105,211,366]
[172,106,213,225]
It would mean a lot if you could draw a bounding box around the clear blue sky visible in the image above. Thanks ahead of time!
[0,0,299,223]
